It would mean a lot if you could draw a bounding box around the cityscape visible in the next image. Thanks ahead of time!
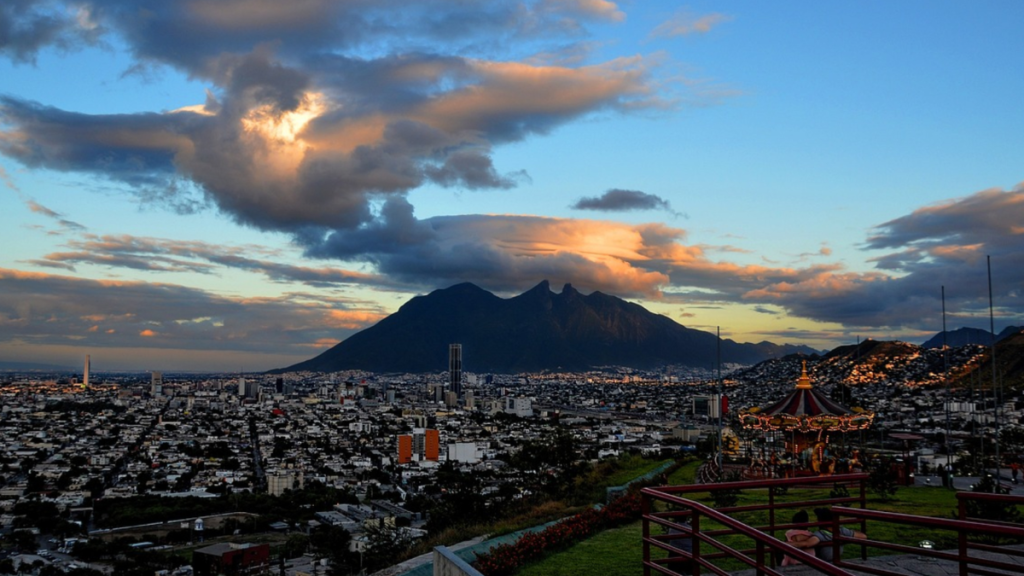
[1,328,1023,574]
[2,2,1024,576]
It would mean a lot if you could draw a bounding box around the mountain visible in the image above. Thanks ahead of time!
[272,281,820,374]
[921,326,1023,349]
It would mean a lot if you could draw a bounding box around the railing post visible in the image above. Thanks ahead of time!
[831,507,841,564]
[768,484,777,568]
[859,476,867,560]
[755,539,765,576]
[691,510,701,576]
[642,491,651,576]
[958,495,968,576]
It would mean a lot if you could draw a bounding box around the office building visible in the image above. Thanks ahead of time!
[449,343,462,396]
[693,395,723,418]
[445,391,459,409]
[424,429,439,461]
[83,354,90,389]
[151,371,163,396]
[404,429,440,462]
[397,435,413,464]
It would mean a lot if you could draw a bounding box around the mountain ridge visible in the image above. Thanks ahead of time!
[272,281,821,374]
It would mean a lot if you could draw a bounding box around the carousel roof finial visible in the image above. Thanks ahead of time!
[796,359,812,389]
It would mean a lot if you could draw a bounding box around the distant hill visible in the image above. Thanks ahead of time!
[952,331,1024,391]
[272,281,820,374]
[0,360,73,372]
[921,326,1022,349]
[730,332,1024,394]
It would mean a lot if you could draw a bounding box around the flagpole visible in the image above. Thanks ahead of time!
[717,326,722,479]
[988,255,1000,488]
[943,286,950,469]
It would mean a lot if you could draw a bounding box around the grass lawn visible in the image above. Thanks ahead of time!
[602,456,673,488]
[517,521,646,576]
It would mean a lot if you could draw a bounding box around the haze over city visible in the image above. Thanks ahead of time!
[2,1,1023,372]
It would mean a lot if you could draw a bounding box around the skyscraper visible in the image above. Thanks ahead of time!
[449,343,462,396]
[83,354,90,389]
[151,371,163,396]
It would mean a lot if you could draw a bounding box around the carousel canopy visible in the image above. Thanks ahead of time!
[740,361,874,433]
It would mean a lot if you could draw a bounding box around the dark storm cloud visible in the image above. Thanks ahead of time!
[0,0,100,63]
[0,268,386,353]
[572,188,680,215]
[81,1,606,78]
[0,96,191,183]
[423,150,524,189]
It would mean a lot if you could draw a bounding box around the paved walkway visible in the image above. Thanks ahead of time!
[731,544,1024,576]
[913,469,1024,495]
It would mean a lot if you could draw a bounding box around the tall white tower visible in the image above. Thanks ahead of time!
[83,355,90,389]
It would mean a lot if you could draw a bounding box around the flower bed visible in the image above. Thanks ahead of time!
[473,492,643,576]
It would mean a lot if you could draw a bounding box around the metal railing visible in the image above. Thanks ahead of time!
[642,474,868,576]
[642,474,1024,576]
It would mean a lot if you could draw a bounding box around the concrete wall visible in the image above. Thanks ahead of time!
[433,546,484,576]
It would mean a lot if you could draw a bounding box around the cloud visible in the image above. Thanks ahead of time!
[0,165,18,190]
[31,234,393,289]
[0,1,102,63]
[0,267,387,355]
[650,10,731,38]
[743,185,1024,331]
[298,197,848,304]
[571,188,681,215]
[542,0,625,23]
[24,198,85,231]
[0,48,662,232]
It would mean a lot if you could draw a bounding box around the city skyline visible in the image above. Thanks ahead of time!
[2,1,1023,371]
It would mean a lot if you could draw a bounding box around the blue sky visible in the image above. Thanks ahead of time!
[2,1,1022,371]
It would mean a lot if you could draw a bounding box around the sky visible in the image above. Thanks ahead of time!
[1,1,1023,372]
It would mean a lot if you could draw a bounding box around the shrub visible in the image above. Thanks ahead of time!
[867,458,898,501]
[829,484,850,499]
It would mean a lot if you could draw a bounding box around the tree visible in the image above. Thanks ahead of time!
[9,530,37,552]
[84,477,105,499]
[962,474,1022,524]
[282,533,309,559]
[136,470,152,494]
[363,522,411,573]
[867,457,899,501]
[309,525,357,575]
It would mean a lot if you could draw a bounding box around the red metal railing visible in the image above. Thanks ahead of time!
[642,474,1024,576]
[642,474,868,576]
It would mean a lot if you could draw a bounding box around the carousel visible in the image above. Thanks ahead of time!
[739,361,874,476]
